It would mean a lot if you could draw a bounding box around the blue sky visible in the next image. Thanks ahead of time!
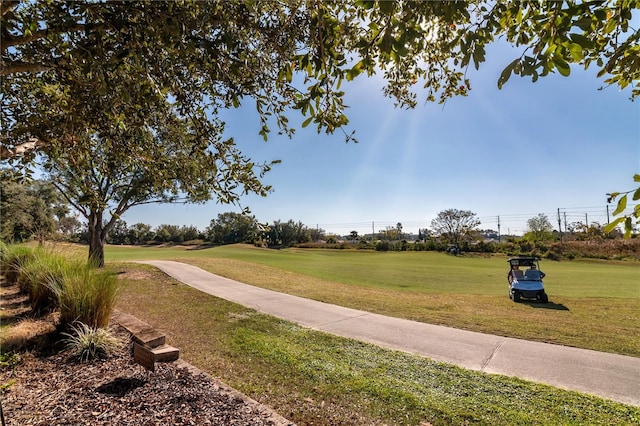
[123,42,639,237]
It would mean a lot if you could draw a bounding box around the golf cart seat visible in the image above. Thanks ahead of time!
[524,269,542,280]
[512,270,525,281]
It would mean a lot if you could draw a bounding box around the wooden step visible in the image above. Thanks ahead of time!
[133,342,156,372]
[114,309,180,370]
[133,328,166,348]
[114,310,166,348]
[151,344,180,363]
[114,311,152,335]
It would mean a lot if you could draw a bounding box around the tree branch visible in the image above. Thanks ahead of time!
[50,179,88,219]
[0,61,52,75]
[1,22,89,50]
[0,1,19,17]
[0,137,49,160]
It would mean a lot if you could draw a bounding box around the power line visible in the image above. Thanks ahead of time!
[313,204,637,235]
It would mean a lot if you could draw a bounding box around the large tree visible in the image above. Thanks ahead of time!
[268,219,311,247]
[127,223,154,245]
[205,212,259,245]
[39,100,271,265]
[525,213,555,242]
[2,1,639,262]
[431,209,481,246]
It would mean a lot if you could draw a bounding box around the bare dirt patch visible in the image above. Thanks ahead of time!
[117,269,156,281]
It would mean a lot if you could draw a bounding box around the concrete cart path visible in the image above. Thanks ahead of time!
[139,260,640,407]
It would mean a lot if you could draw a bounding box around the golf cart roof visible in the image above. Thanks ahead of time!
[508,256,540,266]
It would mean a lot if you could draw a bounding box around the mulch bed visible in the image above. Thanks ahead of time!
[1,304,294,426]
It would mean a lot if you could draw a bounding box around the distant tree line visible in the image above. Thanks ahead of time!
[104,215,328,247]
[1,177,635,260]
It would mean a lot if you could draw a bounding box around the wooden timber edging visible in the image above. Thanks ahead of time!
[112,309,295,426]
[112,309,180,372]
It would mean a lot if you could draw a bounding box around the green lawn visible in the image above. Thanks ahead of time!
[106,244,640,296]
[114,262,640,425]
[106,243,640,356]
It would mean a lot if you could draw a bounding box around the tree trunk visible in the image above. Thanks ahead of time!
[88,210,105,268]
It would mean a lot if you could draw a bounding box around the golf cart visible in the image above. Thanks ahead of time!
[507,256,548,303]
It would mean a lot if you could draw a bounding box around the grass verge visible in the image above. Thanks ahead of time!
[115,263,640,425]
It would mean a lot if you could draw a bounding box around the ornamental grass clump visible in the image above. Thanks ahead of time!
[58,263,121,330]
[17,249,67,314]
[0,244,36,287]
[0,240,7,262]
[62,322,125,362]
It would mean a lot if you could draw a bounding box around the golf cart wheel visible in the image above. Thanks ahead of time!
[539,292,549,304]
[512,291,521,303]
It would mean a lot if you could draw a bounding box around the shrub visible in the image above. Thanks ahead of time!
[358,240,371,249]
[375,241,391,251]
[544,250,561,261]
[62,322,125,362]
[58,263,121,329]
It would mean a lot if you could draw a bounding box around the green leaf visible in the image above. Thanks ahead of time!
[624,217,633,238]
[498,59,519,89]
[569,33,594,49]
[633,174,640,182]
[301,117,313,128]
[379,1,395,14]
[285,64,293,82]
[574,17,593,31]
[554,57,571,76]
[604,217,625,233]
[633,187,640,201]
[613,194,627,215]
[596,66,608,78]
[356,0,375,9]
[259,125,269,142]
[346,60,365,81]
[568,43,583,61]
[395,39,409,57]
[379,31,393,54]
[472,45,486,70]
[604,18,617,34]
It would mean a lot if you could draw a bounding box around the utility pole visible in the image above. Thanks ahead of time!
[585,213,589,228]
[557,208,563,242]
[606,204,610,224]
[497,216,501,243]
[563,212,567,233]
